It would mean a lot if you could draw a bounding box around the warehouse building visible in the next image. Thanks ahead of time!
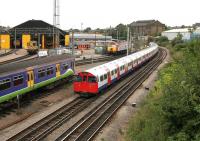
[162,28,200,40]
[0,20,70,49]
[130,20,166,36]
[162,28,192,40]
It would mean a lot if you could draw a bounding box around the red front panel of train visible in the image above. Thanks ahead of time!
[73,82,98,94]
[73,72,98,94]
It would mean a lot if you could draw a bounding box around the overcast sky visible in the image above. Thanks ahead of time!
[0,0,199,30]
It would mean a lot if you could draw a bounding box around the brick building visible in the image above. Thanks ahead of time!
[130,20,166,36]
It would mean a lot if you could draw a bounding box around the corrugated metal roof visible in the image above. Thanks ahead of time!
[9,20,67,35]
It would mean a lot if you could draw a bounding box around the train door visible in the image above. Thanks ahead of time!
[117,67,120,79]
[125,64,128,73]
[27,71,34,87]
[56,64,60,77]
[107,72,111,85]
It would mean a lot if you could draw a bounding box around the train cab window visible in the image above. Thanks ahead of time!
[104,74,107,80]
[88,76,97,83]
[123,65,125,70]
[38,69,46,78]
[13,75,24,86]
[74,75,82,82]
[63,64,69,70]
[120,66,123,71]
[0,78,11,91]
[100,75,103,81]
[47,67,54,75]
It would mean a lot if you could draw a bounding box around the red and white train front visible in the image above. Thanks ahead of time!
[73,43,158,95]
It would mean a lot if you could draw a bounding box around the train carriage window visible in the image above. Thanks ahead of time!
[100,75,103,81]
[88,76,97,83]
[63,64,69,70]
[115,69,117,74]
[0,78,11,91]
[47,67,54,75]
[13,75,24,86]
[104,74,107,80]
[38,69,46,78]
[111,70,114,75]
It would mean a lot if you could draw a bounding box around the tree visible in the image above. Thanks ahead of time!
[84,27,92,33]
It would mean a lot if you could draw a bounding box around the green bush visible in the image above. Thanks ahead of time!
[126,39,200,141]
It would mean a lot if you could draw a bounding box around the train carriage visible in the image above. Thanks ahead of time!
[0,55,75,104]
[74,43,159,95]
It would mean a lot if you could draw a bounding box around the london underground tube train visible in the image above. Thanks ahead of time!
[73,43,158,95]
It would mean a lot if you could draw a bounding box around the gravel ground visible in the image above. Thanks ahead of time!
[0,49,27,62]
[93,48,171,141]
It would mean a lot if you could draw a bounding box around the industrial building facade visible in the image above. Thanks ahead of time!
[0,20,70,49]
[130,20,166,36]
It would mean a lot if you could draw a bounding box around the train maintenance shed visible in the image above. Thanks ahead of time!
[1,20,70,49]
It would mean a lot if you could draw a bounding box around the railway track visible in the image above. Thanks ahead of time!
[7,97,97,141]
[0,54,32,65]
[75,55,122,66]
[55,49,167,141]
[0,49,16,57]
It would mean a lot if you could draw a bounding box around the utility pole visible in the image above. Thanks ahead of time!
[71,31,74,56]
[127,26,129,56]
[117,30,119,41]
[95,31,96,47]
[104,30,107,48]
[81,23,83,32]
[15,28,17,54]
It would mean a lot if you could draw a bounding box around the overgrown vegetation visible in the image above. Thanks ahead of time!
[126,39,200,141]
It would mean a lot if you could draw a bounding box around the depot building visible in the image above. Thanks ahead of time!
[0,20,70,49]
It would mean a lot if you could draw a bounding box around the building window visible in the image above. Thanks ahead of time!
[38,69,46,78]
[13,75,24,86]
[0,78,11,91]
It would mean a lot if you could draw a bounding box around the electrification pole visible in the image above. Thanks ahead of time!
[127,26,129,56]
